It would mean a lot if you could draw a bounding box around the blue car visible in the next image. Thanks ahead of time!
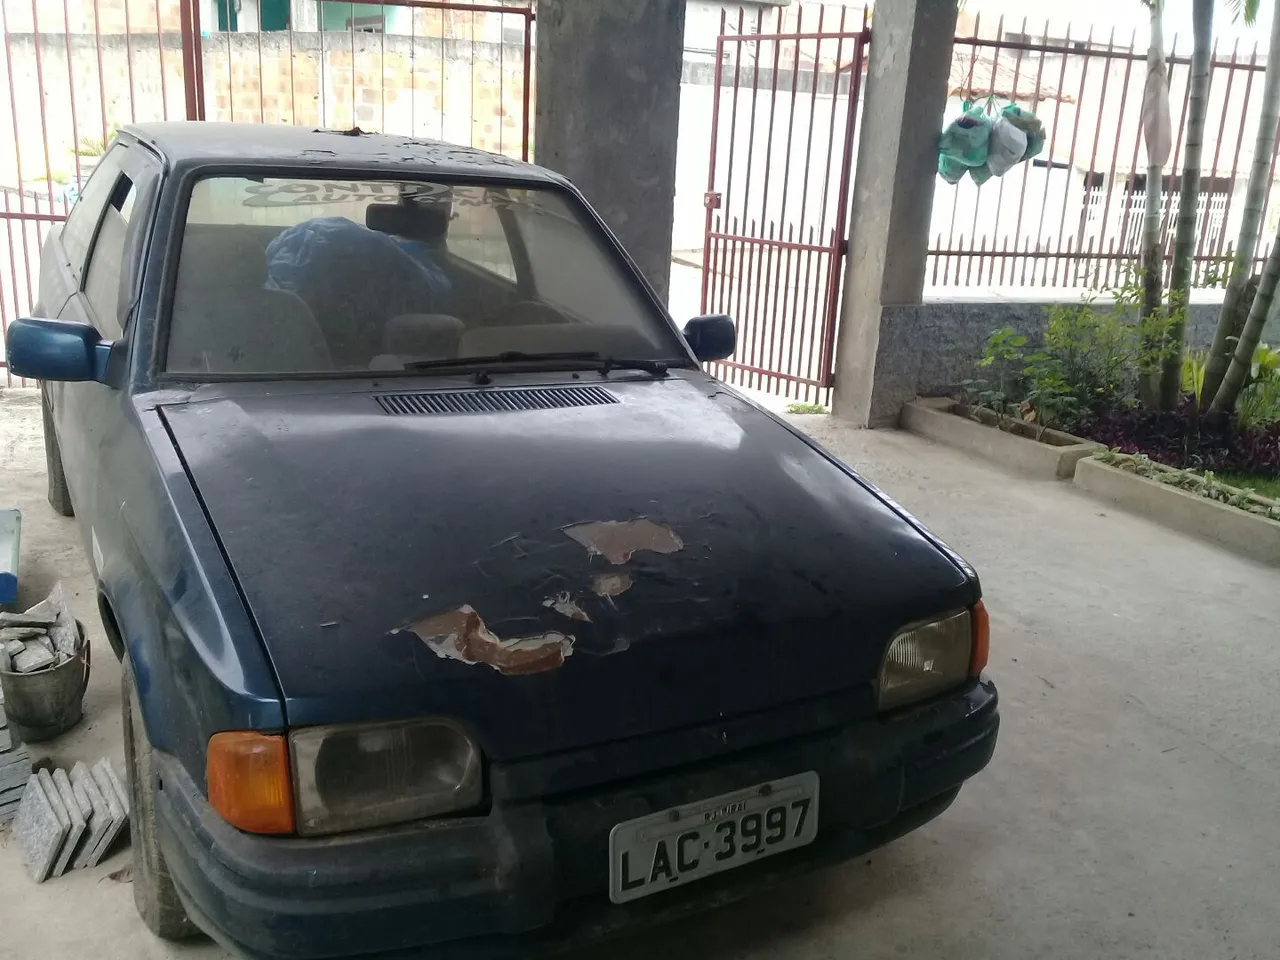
[7,123,997,960]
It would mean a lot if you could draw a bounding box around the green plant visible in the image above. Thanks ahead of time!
[962,327,1029,426]
[1182,348,1207,404]
[1235,378,1280,431]
[966,283,1189,433]
[1020,354,1081,434]
[76,132,111,157]
[1043,302,1133,412]
[1093,449,1280,521]
[1222,342,1280,430]
[1219,469,1280,500]
[786,401,826,414]
[1252,342,1280,382]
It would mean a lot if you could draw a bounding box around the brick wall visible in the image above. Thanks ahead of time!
[205,31,530,154]
[0,0,184,35]
[0,30,531,187]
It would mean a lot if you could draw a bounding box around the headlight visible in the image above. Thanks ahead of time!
[877,609,973,712]
[290,718,482,836]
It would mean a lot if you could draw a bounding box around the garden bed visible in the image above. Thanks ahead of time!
[902,397,1101,480]
[1073,400,1280,478]
[1074,453,1280,566]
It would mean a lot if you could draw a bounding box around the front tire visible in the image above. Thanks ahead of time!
[40,387,74,517]
[122,662,203,941]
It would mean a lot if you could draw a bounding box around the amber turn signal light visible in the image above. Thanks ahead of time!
[970,600,990,676]
[207,731,295,834]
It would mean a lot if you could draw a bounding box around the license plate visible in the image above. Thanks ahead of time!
[608,771,819,904]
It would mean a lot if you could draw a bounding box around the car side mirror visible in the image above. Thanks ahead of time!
[5,317,113,384]
[683,315,736,363]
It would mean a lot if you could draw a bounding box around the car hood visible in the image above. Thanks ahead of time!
[160,375,974,760]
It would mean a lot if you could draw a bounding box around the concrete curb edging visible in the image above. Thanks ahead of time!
[1073,457,1280,566]
[901,398,1102,480]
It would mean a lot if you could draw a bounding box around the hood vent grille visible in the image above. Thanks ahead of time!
[375,385,619,416]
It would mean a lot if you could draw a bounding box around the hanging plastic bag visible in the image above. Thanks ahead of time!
[938,102,992,180]
[938,153,969,184]
[968,163,994,186]
[985,116,1029,177]
[1001,103,1046,162]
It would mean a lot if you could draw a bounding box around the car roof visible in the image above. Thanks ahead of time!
[121,122,559,183]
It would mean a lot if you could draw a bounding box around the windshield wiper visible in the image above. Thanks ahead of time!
[403,351,670,377]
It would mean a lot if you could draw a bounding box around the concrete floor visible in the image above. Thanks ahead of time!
[1,387,1278,960]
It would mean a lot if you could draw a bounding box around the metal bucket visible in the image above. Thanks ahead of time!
[0,621,90,742]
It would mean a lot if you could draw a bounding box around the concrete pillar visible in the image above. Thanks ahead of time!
[831,0,957,426]
[535,0,686,301]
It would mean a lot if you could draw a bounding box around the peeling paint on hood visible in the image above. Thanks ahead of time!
[592,572,634,597]
[562,519,684,564]
[409,605,573,676]
[543,592,591,622]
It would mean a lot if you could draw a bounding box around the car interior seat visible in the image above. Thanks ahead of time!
[167,227,332,374]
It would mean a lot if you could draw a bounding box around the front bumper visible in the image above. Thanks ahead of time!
[156,679,999,960]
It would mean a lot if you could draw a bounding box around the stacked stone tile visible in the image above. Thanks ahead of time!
[12,759,130,882]
[0,583,80,675]
[0,702,33,823]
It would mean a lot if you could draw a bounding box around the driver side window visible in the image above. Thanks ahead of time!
[61,146,127,281]
[81,175,136,338]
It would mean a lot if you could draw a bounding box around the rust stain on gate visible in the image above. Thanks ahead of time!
[699,6,869,405]
[0,0,534,386]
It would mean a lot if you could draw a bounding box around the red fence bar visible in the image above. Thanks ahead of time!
[699,4,869,402]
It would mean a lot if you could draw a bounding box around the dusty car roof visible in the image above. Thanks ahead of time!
[122,122,558,182]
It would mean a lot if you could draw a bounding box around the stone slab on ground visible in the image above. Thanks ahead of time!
[96,758,128,816]
[0,708,32,824]
[87,760,128,866]
[36,769,72,879]
[13,773,68,883]
[69,762,110,871]
[0,780,25,808]
[0,757,30,792]
[50,769,87,879]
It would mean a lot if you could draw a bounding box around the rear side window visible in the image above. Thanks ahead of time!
[61,147,126,277]
[82,176,136,337]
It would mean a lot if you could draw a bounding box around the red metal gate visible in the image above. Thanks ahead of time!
[700,5,868,403]
[0,0,533,386]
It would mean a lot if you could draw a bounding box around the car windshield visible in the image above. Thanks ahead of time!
[164,176,686,377]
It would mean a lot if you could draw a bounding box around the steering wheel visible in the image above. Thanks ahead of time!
[481,299,571,327]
